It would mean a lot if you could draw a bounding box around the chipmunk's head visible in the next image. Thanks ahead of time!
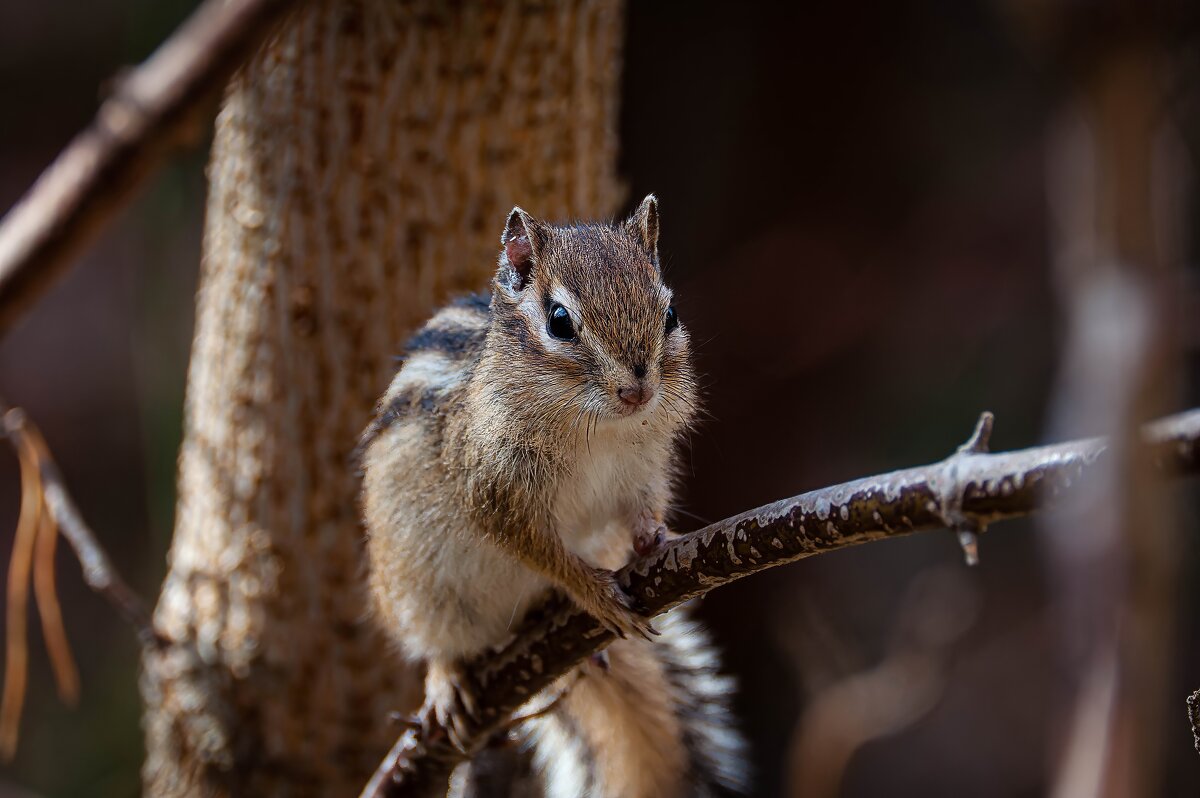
[490,195,695,430]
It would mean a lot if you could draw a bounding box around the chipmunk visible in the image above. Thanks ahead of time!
[360,196,746,797]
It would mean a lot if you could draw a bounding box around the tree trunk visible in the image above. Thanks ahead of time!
[139,1,625,793]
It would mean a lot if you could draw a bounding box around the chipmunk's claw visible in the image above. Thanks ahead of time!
[632,509,670,557]
[584,568,656,641]
[633,522,668,557]
[388,710,421,728]
[421,660,480,754]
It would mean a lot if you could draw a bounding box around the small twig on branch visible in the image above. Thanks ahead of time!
[0,0,302,335]
[362,408,1200,798]
[946,410,994,566]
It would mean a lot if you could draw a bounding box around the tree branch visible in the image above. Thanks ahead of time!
[0,0,302,335]
[362,408,1200,798]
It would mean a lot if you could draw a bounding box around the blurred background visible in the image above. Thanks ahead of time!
[0,1,1198,795]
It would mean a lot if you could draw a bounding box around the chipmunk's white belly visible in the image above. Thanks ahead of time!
[553,431,664,571]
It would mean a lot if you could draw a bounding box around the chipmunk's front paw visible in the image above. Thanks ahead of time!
[582,568,657,641]
[632,509,669,557]
[420,659,480,753]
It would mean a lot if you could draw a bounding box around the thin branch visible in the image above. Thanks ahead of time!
[1,406,160,648]
[0,0,302,335]
[363,408,1200,798]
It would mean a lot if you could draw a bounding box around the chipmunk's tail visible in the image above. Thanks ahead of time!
[520,605,748,798]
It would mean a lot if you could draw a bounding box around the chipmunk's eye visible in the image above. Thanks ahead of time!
[547,303,576,340]
[664,305,678,335]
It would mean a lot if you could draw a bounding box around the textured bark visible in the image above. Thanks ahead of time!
[140,1,626,794]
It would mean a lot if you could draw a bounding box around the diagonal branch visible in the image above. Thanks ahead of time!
[362,408,1200,798]
[0,0,302,335]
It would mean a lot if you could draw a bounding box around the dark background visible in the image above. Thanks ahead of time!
[0,1,1197,795]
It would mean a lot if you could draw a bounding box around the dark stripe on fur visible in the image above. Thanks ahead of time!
[496,311,541,356]
[355,386,440,461]
[403,293,490,357]
[404,324,486,358]
[357,291,491,460]
[658,630,747,797]
[450,291,492,313]
[551,697,597,795]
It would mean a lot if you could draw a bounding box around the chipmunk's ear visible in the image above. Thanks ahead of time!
[626,194,659,258]
[500,207,547,291]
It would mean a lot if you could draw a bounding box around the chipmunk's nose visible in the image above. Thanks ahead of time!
[617,381,651,408]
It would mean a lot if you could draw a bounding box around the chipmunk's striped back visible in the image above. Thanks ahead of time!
[359,292,490,453]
